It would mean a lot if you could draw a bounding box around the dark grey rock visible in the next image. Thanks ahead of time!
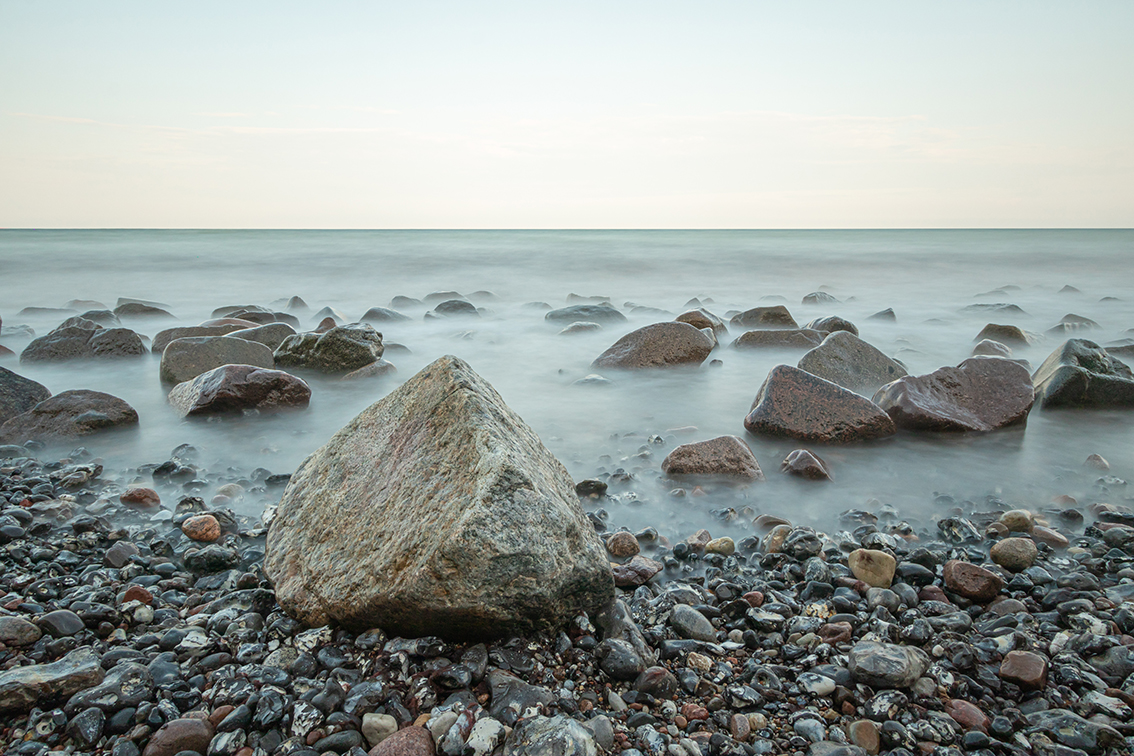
[0,390,138,444]
[0,366,51,425]
[1033,339,1134,408]
[274,323,384,374]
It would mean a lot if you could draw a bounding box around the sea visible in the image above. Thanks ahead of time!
[1,229,1132,540]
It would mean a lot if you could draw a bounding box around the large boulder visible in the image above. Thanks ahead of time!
[798,331,907,393]
[729,305,797,330]
[168,365,312,418]
[227,323,298,352]
[160,336,275,385]
[744,365,896,444]
[733,329,824,350]
[660,435,764,480]
[675,308,727,335]
[113,302,174,319]
[0,647,103,713]
[0,366,51,425]
[1032,339,1134,408]
[21,322,145,363]
[872,357,1034,432]
[545,304,627,325]
[264,355,614,639]
[592,322,713,370]
[976,323,1036,347]
[0,390,138,443]
[848,641,930,689]
[151,324,249,354]
[274,323,384,374]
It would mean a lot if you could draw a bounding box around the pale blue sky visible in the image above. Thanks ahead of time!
[2,1,1131,228]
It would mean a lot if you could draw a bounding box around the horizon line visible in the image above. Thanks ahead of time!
[2,227,1132,232]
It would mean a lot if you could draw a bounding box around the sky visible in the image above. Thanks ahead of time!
[1,1,1132,229]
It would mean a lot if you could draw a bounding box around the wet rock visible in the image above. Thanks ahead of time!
[989,537,1038,572]
[265,355,613,639]
[972,339,1012,358]
[804,315,858,337]
[606,531,640,557]
[558,322,601,336]
[729,305,798,330]
[1025,709,1122,754]
[872,357,1034,432]
[0,366,51,425]
[21,323,146,363]
[592,322,713,369]
[847,641,930,689]
[975,323,1035,347]
[942,560,1003,602]
[142,717,215,756]
[168,364,311,417]
[488,669,555,723]
[1033,339,1134,407]
[65,662,153,714]
[660,435,764,480]
[848,549,896,588]
[114,302,174,319]
[611,555,663,588]
[182,514,221,542]
[151,324,249,354]
[361,307,411,323]
[733,328,824,350]
[37,609,84,637]
[669,604,716,642]
[675,308,727,335]
[798,332,907,394]
[503,715,597,756]
[945,699,989,733]
[227,323,298,351]
[160,336,275,385]
[596,638,645,681]
[545,304,626,325]
[0,389,138,443]
[744,365,896,444]
[0,647,104,713]
[0,616,42,646]
[780,449,832,480]
[274,323,384,374]
[120,488,160,507]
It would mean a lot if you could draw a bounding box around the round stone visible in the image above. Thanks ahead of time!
[181,514,221,542]
[990,537,1038,572]
[848,549,896,588]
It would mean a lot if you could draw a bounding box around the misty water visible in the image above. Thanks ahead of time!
[2,230,1132,544]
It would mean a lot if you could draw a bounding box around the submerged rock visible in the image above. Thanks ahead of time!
[744,365,896,444]
[0,389,138,443]
[781,449,832,480]
[545,304,627,324]
[733,328,824,350]
[274,323,384,374]
[20,322,146,363]
[675,308,728,335]
[975,323,1035,347]
[227,322,298,351]
[729,305,798,330]
[592,322,713,369]
[361,306,411,323]
[168,364,311,417]
[0,366,51,425]
[151,324,249,354]
[160,336,275,385]
[264,355,613,639]
[660,435,764,480]
[872,357,1034,432]
[804,315,858,336]
[1032,339,1134,408]
[798,331,907,393]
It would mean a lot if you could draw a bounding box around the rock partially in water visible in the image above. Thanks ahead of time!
[21,322,146,363]
[428,299,480,318]
[729,305,798,330]
[660,435,764,480]
[361,306,411,323]
[675,308,728,335]
[733,328,824,350]
[1033,339,1134,408]
[592,322,713,369]
[342,358,397,380]
[274,323,384,374]
[160,336,275,385]
[780,449,832,480]
[0,389,138,443]
[114,302,175,319]
[151,324,250,354]
[558,321,602,336]
[0,365,51,425]
[972,338,1012,358]
[872,357,1034,432]
[744,365,896,444]
[975,323,1036,347]
[804,315,858,336]
[798,331,907,393]
[264,355,613,639]
[167,364,311,417]
[227,323,298,351]
[0,647,104,713]
[545,304,626,325]
[1025,709,1122,754]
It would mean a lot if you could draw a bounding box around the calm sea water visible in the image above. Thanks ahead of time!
[1,230,1132,539]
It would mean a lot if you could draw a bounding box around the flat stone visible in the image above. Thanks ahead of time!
[160,336,275,385]
[544,304,626,325]
[264,356,613,639]
[151,324,248,354]
[661,435,764,479]
[990,537,1038,572]
[226,323,298,351]
[0,366,51,425]
[733,328,824,350]
[64,661,153,714]
[1025,709,1122,754]
[847,720,879,755]
[999,650,1047,689]
[0,647,104,713]
[943,560,1004,602]
[167,364,311,417]
[611,555,663,588]
[1033,339,1134,408]
[848,549,896,588]
[847,641,930,689]
[872,357,1034,432]
[669,604,716,642]
[744,365,896,444]
[781,449,832,480]
[0,389,138,444]
[729,305,798,329]
[798,331,907,393]
[945,699,990,732]
[592,322,713,369]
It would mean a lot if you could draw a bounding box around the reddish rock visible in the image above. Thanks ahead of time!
[729,305,798,330]
[742,591,764,607]
[314,317,338,333]
[1031,525,1069,548]
[872,357,1034,432]
[369,725,435,756]
[167,364,311,418]
[946,699,990,732]
[729,713,751,741]
[661,435,764,480]
[732,328,824,350]
[999,650,1047,689]
[611,555,663,588]
[975,323,1034,347]
[0,345,13,358]
[142,717,215,756]
[120,487,160,507]
[780,449,832,480]
[606,531,640,558]
[943,560,1004,602]
[819,622,853,645]
[681,703,709,721]
[744,365,896,444]
[592,322,714,370]
[675,308,728,335]
[122,585,153,605]
[848,720,880,755]
[919,585,949,603]
[181,514,221,543]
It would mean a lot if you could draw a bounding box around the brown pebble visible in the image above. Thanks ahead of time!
[208,706,234,728]
[123,585,153,605]
[606,531,640,558]
[120,487,160,507]
[945,698,990,732]
[181,514,221,542]
[729,713,751,742]
[1000,650,1047,689]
